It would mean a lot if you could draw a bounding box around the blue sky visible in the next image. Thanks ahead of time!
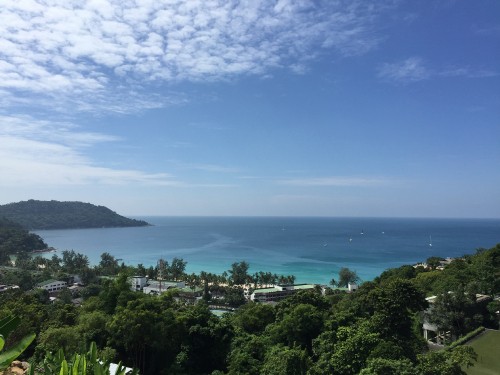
[0,0,499,217]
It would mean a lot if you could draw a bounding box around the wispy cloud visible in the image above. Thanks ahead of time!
[0,114,179,187]
[0,0,391,114]
[378,57,498,83]
[378,57,431,83]
[439,66,499,78]
[168,160,239,173]
[0,115,118,146]
[278,176,390,187]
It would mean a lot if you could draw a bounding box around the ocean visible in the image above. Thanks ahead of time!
[34,217,500,285]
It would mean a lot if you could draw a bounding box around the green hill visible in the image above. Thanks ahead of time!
[0,200,150,230]
[0,217,48,263]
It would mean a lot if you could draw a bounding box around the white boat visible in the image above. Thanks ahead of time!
[429,235,433,247]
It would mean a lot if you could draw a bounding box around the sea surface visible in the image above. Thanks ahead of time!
[34,217,500,285]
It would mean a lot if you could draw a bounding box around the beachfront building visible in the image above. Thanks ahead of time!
[250,284,316,303]
[36,279,67,293]
[130,276,148,291]
[143,280,186,295]
[129,275,187,294]
[176,286,204,304]
[348,282,358,292]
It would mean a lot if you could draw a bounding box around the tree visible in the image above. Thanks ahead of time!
[426,256,443,270]
[227,334,270,375]
[329,278,337,288]
[48,254,61,272]
[427,286,480,341]
[359,358,415,375]
[98,252,119,276]
[14,252,32,270]
[76,310,109,349]
[261,345,311,375]
[229,261,250,285]
[416,345,477,375]
[232,302,275,334]
[173,303,233,375]
[170,257,186,281]
[136,263,146,277]
[370,279,428,359]
[337,267,360,288]
[35,326,81,360]
[310,320,380,375]
[61,250,89,274]
[107,296,181,374]
[270,304,324,352]
[222,286,246,307]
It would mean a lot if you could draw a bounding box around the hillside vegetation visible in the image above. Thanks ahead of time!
[0,218,47,264]
[1,243,498,374]
[0,200,150,230]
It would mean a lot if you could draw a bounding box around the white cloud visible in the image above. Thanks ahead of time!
[0,115,118,146]
[0,0,389,113]
[0,114,179,187]
[378,57,430,83]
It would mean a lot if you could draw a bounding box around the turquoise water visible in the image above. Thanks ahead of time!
[34,217,500,284]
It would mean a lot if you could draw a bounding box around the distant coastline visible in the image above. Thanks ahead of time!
[0,199,151,230]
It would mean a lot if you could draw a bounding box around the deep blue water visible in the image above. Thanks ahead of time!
[34,217,500,284]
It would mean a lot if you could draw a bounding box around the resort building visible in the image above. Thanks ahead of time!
[130,276,148,291]
[176,286,204,304]
[143,280,186,295]
[36,279,67,293]
[250,284,316,303]
[0,284,19,292]
[129,276,187,294]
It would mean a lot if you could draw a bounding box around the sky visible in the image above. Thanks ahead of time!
[0,0,499,218]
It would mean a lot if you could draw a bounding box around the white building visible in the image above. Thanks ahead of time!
[348,282,358,292]
[143,280,185,295]
[130,276,148,291]
[36,279,67,293]
[0,284,19,292]
[250,284,316,303]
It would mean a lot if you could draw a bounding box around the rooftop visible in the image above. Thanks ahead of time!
[252,284,316,294]
[36,279,63,287]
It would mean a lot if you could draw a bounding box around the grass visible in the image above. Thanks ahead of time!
[465,329,500,375]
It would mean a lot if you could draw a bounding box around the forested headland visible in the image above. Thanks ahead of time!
[0,235,499,374]
[0,218,48,264]
[0,200,150,229]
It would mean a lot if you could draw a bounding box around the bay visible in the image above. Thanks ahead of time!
[34,217,500,285]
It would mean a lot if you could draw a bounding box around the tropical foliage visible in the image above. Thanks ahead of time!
[0,243,498,374]
[29,341,139,375]
[0,315,36,371]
